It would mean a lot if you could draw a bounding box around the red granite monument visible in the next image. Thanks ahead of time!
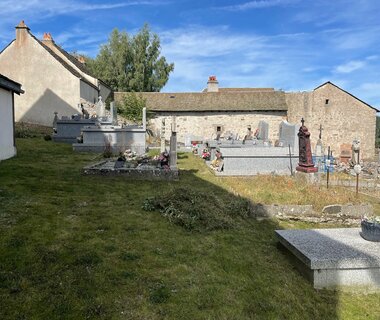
[296,118,318,173]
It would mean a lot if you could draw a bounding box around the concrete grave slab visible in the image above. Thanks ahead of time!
[276,228,380,290]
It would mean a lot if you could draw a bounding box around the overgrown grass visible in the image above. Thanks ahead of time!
[0,137,379,319]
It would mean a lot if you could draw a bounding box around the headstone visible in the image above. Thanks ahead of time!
[296,118,318,173]
[257,121,269,141]
[96,96,105,118]
[110,102,118,125]
[340,143,351,164]
[315,139,323,157]
[169,116,177,169]
[142,107,146,130]
[53,112,58,129]
[160,118,166,153]
[314,139,324,171]
[279,120,299,150]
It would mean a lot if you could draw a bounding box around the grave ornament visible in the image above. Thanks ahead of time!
[296,118,318,173]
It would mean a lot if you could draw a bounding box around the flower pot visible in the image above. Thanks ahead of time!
[360,220,380,242]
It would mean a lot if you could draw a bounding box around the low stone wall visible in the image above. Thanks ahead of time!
[250,203,373,225]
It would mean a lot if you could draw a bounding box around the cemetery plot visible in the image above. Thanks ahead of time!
[276,228,380,290]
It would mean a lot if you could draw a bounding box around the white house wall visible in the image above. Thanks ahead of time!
[0,88,16,160]
[0,32,81,126]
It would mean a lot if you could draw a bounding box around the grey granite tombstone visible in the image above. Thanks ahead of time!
[276,228,380,289]
[110,102,118,125]
[218,146,298,175]
[279,120,300,151]
[96,96,105,118]
[257,121,269,141]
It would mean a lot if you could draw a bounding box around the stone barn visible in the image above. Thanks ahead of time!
[115,77,378,160]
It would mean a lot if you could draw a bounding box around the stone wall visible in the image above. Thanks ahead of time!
[149,111,287,143]
[287,83,376,160]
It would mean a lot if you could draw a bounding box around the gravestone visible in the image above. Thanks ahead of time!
[110,102,118,125]
[257,121,269,141]
[160,119,166,153]
[276,228,380,290]
[53,112,58,130]
[340,143,351,164]
[279,120,299,150]
[296,118,318,173]
[169,116,177,169]
[96,96,105,118]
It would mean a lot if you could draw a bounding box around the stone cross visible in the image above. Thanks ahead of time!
[319,124,323,140]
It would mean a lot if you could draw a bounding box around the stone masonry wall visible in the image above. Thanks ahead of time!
[287,83,376,160]
[149,111,287,143]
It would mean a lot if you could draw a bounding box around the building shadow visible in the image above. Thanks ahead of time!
[20,88,80,126]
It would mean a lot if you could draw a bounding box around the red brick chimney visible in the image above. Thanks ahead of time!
[43,32,53,41]
[207,75,219,92]
[77,56,86,64]
[15,20,30,46]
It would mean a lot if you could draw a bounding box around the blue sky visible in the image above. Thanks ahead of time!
[1,0,380,108]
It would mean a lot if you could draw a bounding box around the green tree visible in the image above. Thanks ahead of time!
[87,24,174,92]
[119,92,147,123]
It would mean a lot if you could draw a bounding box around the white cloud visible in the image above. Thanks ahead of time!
[221,0,300,11]
[334,60,366,74]
[160,25,323,92]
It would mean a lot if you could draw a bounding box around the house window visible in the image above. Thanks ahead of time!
[325,99,329,105]
[216,126,222,132]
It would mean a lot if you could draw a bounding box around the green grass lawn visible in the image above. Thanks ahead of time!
[0,137,379,319]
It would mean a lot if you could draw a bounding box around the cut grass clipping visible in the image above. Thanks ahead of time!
[143,187,252,231]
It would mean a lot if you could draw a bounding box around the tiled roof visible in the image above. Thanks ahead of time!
[202,87,275,93]
[115,90,288,112]
[42,40,95,77]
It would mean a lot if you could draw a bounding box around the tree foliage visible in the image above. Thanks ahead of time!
[119,92,147,123]
[86,24,174,92]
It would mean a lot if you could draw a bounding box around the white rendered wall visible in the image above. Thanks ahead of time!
[0,30,81,126]
[0,88,16,160]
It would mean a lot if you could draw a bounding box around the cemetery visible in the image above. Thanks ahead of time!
[1,123,380,319]
[0,15,379,320]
